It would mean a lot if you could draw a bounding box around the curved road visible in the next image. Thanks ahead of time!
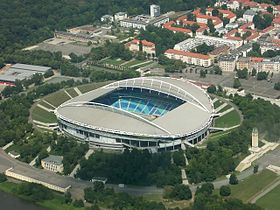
[0,147,271,198]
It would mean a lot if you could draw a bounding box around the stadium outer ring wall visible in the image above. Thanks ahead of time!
[55,78,214,152]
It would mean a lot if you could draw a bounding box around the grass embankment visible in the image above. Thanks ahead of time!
[218,104,231,113]
[65,88,79,98]
[44,91,71,107]
[32,106,57,123]
[0,181,85,210]
[77,81,112,94]
[230,170,278,202]
[214,110,240,128]
[257,184,280,210]
[213,100,223,109]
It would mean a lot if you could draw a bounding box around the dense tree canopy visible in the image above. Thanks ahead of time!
[0,0,216,54]
[77,149,181,187]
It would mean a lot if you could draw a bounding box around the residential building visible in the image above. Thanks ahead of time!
[209,45,230,60]
[243,10,257,22]
[41,155,64,173]
[150,5,160,17]
[114,12,128,21]
[127,39,156,57]
[236,57,250,70]
[164,49,212,67]
[218,55,236,72]
[120,14,169,30]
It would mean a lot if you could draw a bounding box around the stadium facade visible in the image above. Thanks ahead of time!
[55,77,215,152]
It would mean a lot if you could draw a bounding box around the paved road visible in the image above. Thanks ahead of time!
[0,146,279,199]
[0,149,162,199]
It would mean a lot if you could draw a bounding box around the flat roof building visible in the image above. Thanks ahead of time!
[0,63,51,84]
[41,155,64,173]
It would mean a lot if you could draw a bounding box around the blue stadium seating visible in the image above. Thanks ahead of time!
[93,87,184,117]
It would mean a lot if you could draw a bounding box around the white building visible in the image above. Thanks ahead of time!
[150,5,160,17]
[114,12,128,21]
[120,15,169,30]
[101,15,114,23]
[243,10,257,22]
[41,155,64,173]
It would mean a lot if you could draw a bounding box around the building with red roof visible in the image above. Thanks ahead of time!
[162,21,192,35]
[192,9,223,29]
[207,8,236,23]
[164,49,212,67]
[127,39,156,57]
[273,16,280,28]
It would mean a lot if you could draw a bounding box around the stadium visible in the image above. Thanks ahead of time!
[55,77,215,152]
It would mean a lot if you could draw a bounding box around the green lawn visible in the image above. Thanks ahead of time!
[257,184,280,210]
[39,195,85,210]
[101,58,126,65]
[44,91,71,107]
[230,170,278,202]
[77,81,112,94]
[218,104,231,113]
[0,182,85,210]
[32,106,57,123]
[214,110,240,128]
[66,88,79,98]
[131,61,154,69]
[214,100,223,109]
[123,59,147,67]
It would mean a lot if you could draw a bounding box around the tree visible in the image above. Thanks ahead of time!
[237,68,248,79]
[214,66,222,75]
[93,181,105,192]
[253,165,259,174]
[229,173,238,185]
[221,4,227,10]
[222,17,230,27]
[200,70,207,78]
[190,23,200,34]
[267,6,273,14]
[233,78,241,89]
[256,71,268,80]
[0,173,7,183]
[187,13,196,21]
[207,85,216,94]
[274,82,280,90]
[168,184,192,200]
[212,9,219,17]
[196,182,214,195]
[220,185,231,196]
[64,191,72,204]
[251,68,257,77]
[73,199,84,207]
